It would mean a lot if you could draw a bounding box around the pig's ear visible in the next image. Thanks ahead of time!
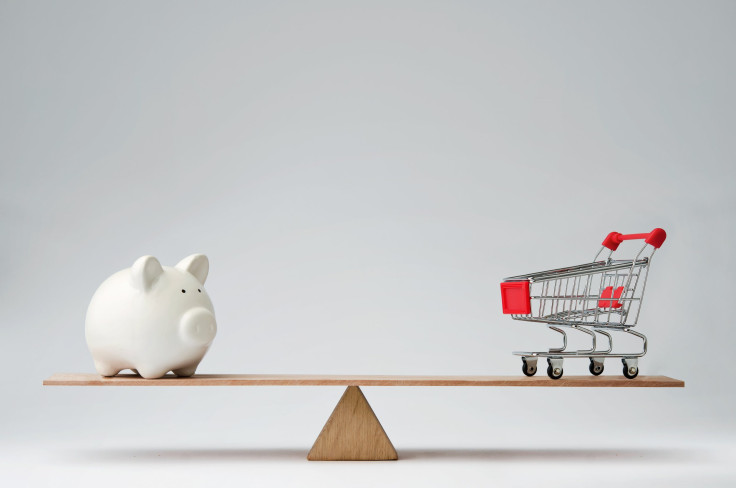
[176,254,209,284]
[131,255,164,291]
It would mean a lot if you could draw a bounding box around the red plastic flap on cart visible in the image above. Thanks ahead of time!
[599,286,624,308]
[501,281,531,315]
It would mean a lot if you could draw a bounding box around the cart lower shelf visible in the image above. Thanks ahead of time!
[43,373,684,461]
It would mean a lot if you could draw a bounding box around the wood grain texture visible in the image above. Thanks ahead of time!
[43,373,684,387]
[308,386,397,461]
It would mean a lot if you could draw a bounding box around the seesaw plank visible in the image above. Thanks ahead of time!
[43,373,684,387]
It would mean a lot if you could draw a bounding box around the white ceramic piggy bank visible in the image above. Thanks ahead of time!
[85,254,216,379]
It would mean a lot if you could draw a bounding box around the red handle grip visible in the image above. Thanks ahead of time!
[601,228,667,251]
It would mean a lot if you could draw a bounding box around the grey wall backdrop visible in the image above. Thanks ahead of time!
[1,1,734,486]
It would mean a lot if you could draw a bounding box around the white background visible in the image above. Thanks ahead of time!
[1,1,734,486]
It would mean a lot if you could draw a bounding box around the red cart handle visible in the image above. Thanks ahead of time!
[602,228,667,251]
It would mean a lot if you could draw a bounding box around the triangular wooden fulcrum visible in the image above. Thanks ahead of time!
[308,386,398,461]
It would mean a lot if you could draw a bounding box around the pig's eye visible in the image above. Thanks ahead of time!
[181,289,186,293]
[198,289,201,293]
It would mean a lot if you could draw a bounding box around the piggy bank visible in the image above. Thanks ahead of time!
[85,254,216,379]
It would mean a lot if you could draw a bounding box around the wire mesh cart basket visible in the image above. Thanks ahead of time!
[500,228,667,380]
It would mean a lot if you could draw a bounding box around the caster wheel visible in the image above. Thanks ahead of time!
[522,358,537,377]
[622,363,639,379]
[547,364,563,380]
[589,358,604,376]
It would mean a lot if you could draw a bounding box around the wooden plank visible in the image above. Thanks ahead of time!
[43,373,684,387]
[308,386,398,461]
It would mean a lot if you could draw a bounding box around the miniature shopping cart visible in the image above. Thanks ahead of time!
[500,228,667,380]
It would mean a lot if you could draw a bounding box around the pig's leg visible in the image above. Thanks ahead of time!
[94,360,121,377]
[172,363,199,377]
[136,366,170,379]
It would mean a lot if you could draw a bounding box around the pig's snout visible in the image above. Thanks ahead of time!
[179,307,217,346]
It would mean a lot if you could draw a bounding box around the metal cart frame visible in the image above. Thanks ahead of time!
[500,228,667,380]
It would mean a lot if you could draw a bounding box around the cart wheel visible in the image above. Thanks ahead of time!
[546,364,563,380]
[521,358,537,377]
[588,358,604,376]
[622,363,639,379]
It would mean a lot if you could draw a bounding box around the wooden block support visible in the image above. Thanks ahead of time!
[308,386,397,461]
